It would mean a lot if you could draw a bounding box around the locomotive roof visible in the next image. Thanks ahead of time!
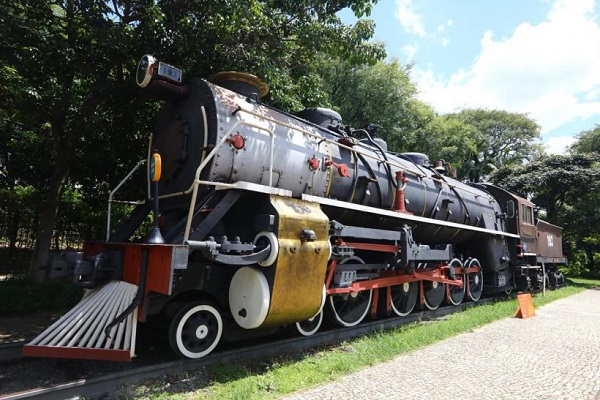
[509,191,535,208]
[479,183,535,208]
[536,219,563,232]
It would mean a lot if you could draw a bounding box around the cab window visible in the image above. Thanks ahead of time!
[521,204,533,225]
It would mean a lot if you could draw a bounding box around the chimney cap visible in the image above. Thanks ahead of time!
[208,71,269,98]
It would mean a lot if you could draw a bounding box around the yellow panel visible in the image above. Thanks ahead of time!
[262,196,330,326]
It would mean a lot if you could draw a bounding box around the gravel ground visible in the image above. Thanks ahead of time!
[0,357,134,395]
[0,316,175,396]
[0,313,59,342]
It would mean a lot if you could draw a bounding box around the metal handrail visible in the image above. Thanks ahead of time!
[182,119,274,243]
[107,98,491,245]
[106,160,146,241]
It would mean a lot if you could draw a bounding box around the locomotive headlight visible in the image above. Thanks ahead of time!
[136,55,156,88]
[136,54,183,88]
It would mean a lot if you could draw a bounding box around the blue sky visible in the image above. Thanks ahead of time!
[340,0,600,154]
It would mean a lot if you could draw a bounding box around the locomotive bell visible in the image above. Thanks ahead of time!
[208,71,269,99]
[434,160,446,174]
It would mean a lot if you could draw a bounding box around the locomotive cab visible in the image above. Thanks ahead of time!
[480,184,566,291]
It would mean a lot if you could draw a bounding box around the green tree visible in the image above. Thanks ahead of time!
[317,60,479,175]
[444,109,543,182]
[318,58,416,146]
[401,105,476,174]
[0,0,384,279]
[492,153,600,272]
[570,124,600,155]
[143,1,385,110]
[1,1,145,279]
[564,128,600,272]
[492,154,600,220]
[551,155,600,273]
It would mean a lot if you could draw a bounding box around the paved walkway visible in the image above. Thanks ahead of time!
[281,289,600,400]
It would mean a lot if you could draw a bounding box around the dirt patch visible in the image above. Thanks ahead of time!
[0,312,61,342]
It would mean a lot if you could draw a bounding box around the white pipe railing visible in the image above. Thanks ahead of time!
[105,101,489,245]
[106,160,146,241]
[182,119,274,243]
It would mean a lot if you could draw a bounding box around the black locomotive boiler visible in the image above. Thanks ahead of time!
[23,56,566,362]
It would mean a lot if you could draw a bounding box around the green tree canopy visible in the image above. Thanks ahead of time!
[492,153,600,272]
[401,106,476,175]
[570,124,600,155]
[443,109,543,182]
[492,153,600,220]
[318,58,416,144]
[0,0,384,279]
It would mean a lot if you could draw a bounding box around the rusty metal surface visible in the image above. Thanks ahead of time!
[536,220,565,260]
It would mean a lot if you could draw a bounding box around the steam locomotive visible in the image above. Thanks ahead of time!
[23,56,566,362]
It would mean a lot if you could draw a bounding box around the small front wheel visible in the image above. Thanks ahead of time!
[168,302,223,359]
[292,310,324,336]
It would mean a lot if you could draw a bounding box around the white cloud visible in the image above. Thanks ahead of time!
[395,0,426,37]
[402,43,419,61]
[437,19,454,32]
[584,87,600,101]
[544,135,577,154]
[413,0,600,138]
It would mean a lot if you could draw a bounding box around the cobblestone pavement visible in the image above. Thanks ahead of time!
[281,289,600,400]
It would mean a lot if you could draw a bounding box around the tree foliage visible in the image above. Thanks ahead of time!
[492,153,600,271]
[570,124,600,155]
[399,106,477,174]
[318,58,415,145]
[133,1,385,110]
[0,0,384,278]
[492,154,600,220]
[443,109,543,182]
